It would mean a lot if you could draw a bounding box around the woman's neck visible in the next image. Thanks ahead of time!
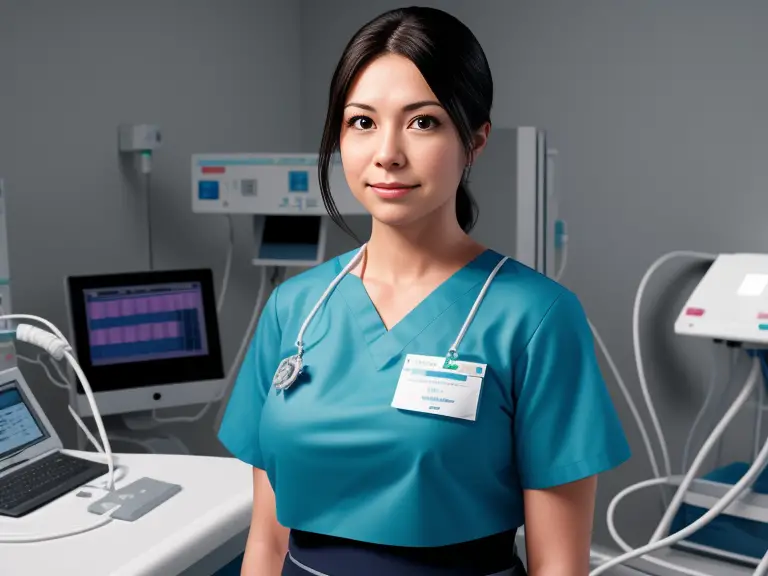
[358,212,486,286]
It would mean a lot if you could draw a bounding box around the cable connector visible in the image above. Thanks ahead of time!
[16,324,71,360]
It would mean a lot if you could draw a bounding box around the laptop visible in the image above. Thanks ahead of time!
[0,366,109,517]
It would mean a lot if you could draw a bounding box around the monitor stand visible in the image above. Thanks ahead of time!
[66,375,226,456]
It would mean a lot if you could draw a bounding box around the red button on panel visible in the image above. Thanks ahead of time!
[758,312,768,320]
[686,307,705,317]
[202,166,226,174]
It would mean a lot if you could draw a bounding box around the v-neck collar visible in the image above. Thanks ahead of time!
[335,248,504,370]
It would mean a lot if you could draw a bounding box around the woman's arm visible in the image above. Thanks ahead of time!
[241,468,290,576]
[523,475,597,576]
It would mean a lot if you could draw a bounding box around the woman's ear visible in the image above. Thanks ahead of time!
[468,121,491,165]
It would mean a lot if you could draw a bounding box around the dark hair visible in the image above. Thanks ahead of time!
[318,6,493,240]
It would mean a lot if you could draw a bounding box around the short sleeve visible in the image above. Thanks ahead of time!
[217,287,282,469]
[513,291,631,489]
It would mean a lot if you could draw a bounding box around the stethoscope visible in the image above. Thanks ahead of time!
[271,244,509,391]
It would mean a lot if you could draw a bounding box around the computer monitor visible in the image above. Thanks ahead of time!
[64,269,225,417]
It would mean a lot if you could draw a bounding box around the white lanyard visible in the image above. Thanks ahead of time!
[271,244,508,391]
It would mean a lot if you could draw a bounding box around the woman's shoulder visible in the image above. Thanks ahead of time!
[479,252,593,350]
[490,253,579,312]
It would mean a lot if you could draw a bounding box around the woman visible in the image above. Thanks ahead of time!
[218,6,631,576]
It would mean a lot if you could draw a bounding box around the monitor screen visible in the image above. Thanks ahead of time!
[0,383,46,460]
[258,215,322,262]
[66,269,224,394]
[83,281,209,367]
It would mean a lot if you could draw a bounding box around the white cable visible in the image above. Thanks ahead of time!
[16,353,106,460]
[0,315,116,492]
[606,476,712,576]
[0,333,123,543]
[450,255,508,356]
[595,433,768,575]
[17,349,117,466]
[713,349,741,468]
[151,265,270,425]
[682,349,720,474]
[296,245,366,348]
[63,349,114,490]
[0,313,70,343]
[632,251,716,487]
[593,355,767,576]
[755,546,768,576]
[0,514,115,543]
[589,319,659,487]
[48,355,70,388]
[606,355,758,575]
[650,354,760,542]
[217,214,234,313]
[69,404,104,453]
[17,353,70,389]
[70,424,131,490]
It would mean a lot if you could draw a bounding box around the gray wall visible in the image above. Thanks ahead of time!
[0,0,303,455]
[300,0,768,549]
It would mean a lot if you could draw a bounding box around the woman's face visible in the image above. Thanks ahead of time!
[339,53,486,230]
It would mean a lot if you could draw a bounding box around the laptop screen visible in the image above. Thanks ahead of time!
[0,383,47,460]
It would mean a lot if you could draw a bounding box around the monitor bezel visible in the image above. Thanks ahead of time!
[65,268,225,396]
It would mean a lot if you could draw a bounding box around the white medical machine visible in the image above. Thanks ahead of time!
[587,252,768,576]
[668,254,768,567]
[675,254,768,348]
[191,152,360,268]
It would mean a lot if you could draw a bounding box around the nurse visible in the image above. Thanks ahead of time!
[218,6,631,576]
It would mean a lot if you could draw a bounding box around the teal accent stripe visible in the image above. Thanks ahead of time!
[410,369,467,382]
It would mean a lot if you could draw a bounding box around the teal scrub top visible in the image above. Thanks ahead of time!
[217,248,631,547]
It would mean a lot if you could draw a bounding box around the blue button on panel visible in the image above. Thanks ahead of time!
[198,181,220,200]
[759,324,768,331]
[288,171,309,192]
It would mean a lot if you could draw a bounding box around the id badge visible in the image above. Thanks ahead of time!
[391,354,487,421]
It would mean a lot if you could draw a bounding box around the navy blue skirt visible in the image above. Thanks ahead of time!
[281,529,527,576]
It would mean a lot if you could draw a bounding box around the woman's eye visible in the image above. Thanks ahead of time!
[348,116,374,130]
[412,116,439,130]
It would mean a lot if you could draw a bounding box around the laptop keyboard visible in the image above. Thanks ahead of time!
[0,451,110,517]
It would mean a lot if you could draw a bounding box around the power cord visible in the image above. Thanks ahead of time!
[553,247,760,574]
[0,313,125,543]
[598,353,764,576]
[0,314,114,490]
[631,251,717,501]
[217,215,234,314]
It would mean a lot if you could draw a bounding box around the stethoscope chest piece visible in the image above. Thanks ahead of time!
[273,354,303,391]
